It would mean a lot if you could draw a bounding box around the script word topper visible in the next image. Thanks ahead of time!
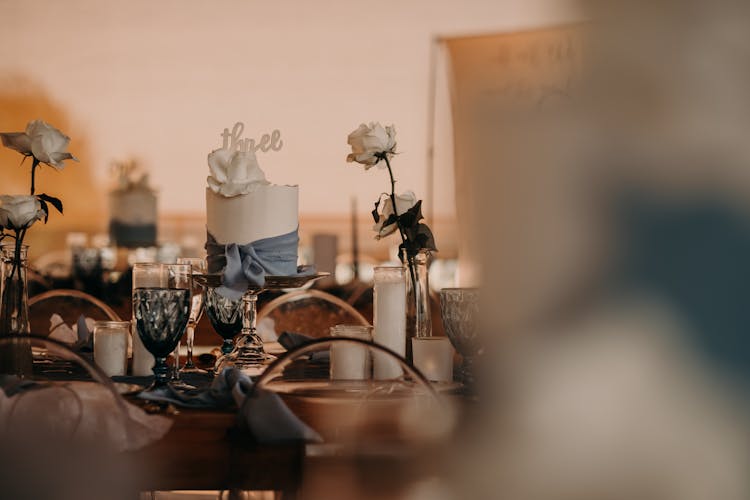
[220,122,284,153]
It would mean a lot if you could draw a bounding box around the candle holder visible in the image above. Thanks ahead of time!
[196,271,329,374]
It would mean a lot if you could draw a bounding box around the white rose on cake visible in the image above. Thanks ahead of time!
[346,122,397,169]
[0,195,45,230]
[207,148,269,197]
[373,191,417,239]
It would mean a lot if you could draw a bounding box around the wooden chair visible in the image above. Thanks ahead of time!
[258,289,370,338]
[0,334,147,499]
[28,289,121,336]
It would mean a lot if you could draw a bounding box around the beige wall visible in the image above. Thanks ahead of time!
[0,0,577,257]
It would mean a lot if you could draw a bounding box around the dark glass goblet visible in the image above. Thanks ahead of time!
[205,288,243,368]
[439,288,480,386]
[132,263,192,389]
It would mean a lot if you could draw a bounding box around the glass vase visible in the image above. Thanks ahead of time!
[1,244,30,335]
[402,249,433,361]
[0,243,32,376]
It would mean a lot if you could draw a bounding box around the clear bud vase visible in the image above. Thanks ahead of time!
[0,243,32,376]
[402,249,433,362]
[1,244,30,334]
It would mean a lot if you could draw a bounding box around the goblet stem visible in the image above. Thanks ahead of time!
[171,342,181,380]
[459,355,475,388]
[152,356,170,388]
[185,324,196,368]
[221,339,234,355]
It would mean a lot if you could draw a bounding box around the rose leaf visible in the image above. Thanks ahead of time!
[372,198,381,223]
[37,199,49,223]
[38,194,63,214]
[415,223,438,252]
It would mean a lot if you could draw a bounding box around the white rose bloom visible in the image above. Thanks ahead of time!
[0,132,31,155]
[0,120,77,169]
[374,191,417,239]
[0,195,45,230]
[347,122,397,169]
[207,148,269,197]
[27,121,78,169]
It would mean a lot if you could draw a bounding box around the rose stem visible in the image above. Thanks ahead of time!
[30,159,38,196]
[383,155,419,297]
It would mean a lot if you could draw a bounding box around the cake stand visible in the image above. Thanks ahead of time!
[195,271,330,374]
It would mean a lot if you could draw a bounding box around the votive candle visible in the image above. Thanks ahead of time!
[330,325,372,380]
[412,336,453,382]
[93,321,130,377]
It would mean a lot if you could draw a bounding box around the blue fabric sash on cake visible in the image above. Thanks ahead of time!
[206,228,313,299]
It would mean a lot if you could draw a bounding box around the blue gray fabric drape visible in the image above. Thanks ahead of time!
[206,228,312,299]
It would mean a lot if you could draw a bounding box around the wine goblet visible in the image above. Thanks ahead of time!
[439,288,480,386]
[133,263,192,389]
[204,287,243,372]
[177,257,207,374]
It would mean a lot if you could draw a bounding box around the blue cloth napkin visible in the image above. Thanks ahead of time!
[138,368,322,443]
[205,229,315,300]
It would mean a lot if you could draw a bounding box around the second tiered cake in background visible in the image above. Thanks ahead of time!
[109,161,158,248]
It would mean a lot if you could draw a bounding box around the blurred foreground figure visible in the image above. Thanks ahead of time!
[0,436,134,500]
[456,0,750,498]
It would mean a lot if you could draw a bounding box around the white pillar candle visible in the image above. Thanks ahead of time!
[93,321,130,377]
[373,266,407,379]
[131,263,160,376]
[131,320,154,376]
[412,337,453,382]
[330,325,372,380]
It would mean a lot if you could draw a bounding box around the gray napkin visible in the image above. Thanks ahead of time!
[277,331,315,350]
[277,332,329,363]
[139,368,321,443]
[75,315,93,352]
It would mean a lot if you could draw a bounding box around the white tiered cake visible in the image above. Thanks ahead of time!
[206,184,297,246]
[205,146,298,274]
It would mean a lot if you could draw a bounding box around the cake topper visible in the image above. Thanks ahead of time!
[220,122,283,153]
[111,159,153,191]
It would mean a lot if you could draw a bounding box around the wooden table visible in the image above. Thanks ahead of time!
[122,395,462,497]
[126,404,304,494]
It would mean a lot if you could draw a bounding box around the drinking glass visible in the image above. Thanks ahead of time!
[439,288,479,386]
[204,287,243,370]
[132,263,192,389]
[177,257,207,374]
